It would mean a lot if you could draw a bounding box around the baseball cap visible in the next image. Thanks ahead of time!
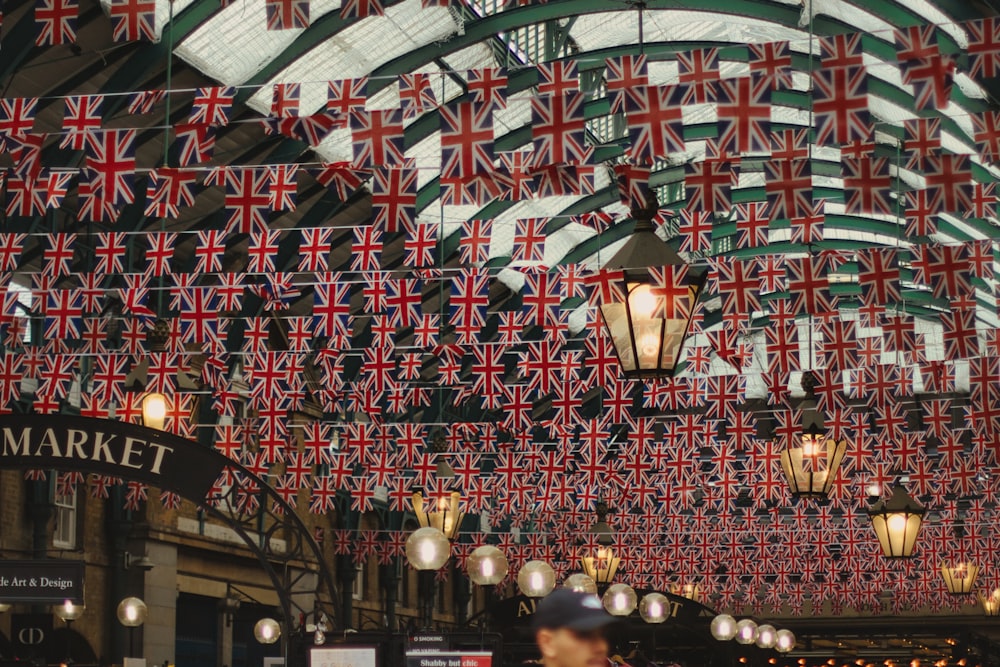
[531,588,617,632]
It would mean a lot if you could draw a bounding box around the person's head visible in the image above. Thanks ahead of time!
[532,588,616,667]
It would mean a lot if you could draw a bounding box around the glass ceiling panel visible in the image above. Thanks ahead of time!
[242,2,460,115]
[570,9,809,53]
[174,0,342,86]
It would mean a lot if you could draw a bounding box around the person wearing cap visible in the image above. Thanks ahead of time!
[532,588,617,667]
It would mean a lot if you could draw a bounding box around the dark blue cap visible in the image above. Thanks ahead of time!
[531,588,616,632]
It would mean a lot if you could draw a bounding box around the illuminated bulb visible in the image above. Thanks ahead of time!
[867,483,882,497]
[481,559,494,578]
[530,572,543,591]
[142,392,167,430]
[628,284,659,319]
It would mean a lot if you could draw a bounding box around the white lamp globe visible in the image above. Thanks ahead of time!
[563,573,598,594]
[116,597,147,627]
[405,527,450,571]
[639,593,670,624]
[602,583,638,617]
[467,545,508,586]
[756,624,777,649]
[775,629,796,653]
[517,560,556,598]
[254,618,281,644]
[711,614,737,641]
[735,619,759,645]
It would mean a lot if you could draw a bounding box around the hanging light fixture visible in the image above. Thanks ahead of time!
[942,561,980,595]
[780,372,846,498]
[979,589,1000,616]
[598,186,704,378]
[711,614,738,641]
[941,522,979,595]
[639,593,670,624]
[579,500,621,586]
[141,392,167,430]
[775,629,796,653]
[517,560,556,598]
[466,545,508,586]
[412,488,463,541]
[602,583,638,617]
[868,486,926,558]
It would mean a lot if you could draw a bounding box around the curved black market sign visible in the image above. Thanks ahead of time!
[0,414,226,502]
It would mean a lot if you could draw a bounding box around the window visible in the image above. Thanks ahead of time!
[352,562,365,601]
[53,487,78,549]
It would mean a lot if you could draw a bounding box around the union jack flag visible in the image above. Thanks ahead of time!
[265,0,308,30]
[716,75,771,155]
[269,164,298,211]
[85,129,136,206]
[856,247,901,306]
[370,166,417,232]
[459,219,492,264]
[624,85,685,164]
[127,89,165,115]
[966,18,1000,79]
[895,24,939,64]
[785,255,834,316]
[748,40,792,90]
[171,123,215,166]
[351,226,383,272]
[145,167,198,218]
[764,158,811,220]
[223,167,272,234]
[769,128,809,160]
[0,98,38,140]
[35,0,77,45]
[613,163,650,209]
[903,54,955,111]
[789,200,824,246]
[512,218,547,264]
[973,110,1000,165]
[340,0,383,19]
[536,60,578,96]
[5,176,46,217]
[467,67,507,109]
[44,290,83,340]
[248,230,281,273]
[530,91,588,168]
[533,164,594,198]
[676,210,713,253]
[398,73,437,117]
[108,0,156,41]
[403,223,436,268]
[271,83,300,117]
[685,160,735,213]
[842,157,893,215]
[327,77,367,115]
[315,162,368,201]
[903,117,940,160]
[94,232,127,274]
[60,95,102,150]
[496,150,534,201]
[605,54,648,113]
[819,33,864,69]
[676,48,719,103]
[733,201,770,249]
[298,229,331,272]
[439,101,493,179]
[189,86,235,126]
[922,154,972,212]
[812,65,870,146]
[77,172,120,223]
[350,109,405,167]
